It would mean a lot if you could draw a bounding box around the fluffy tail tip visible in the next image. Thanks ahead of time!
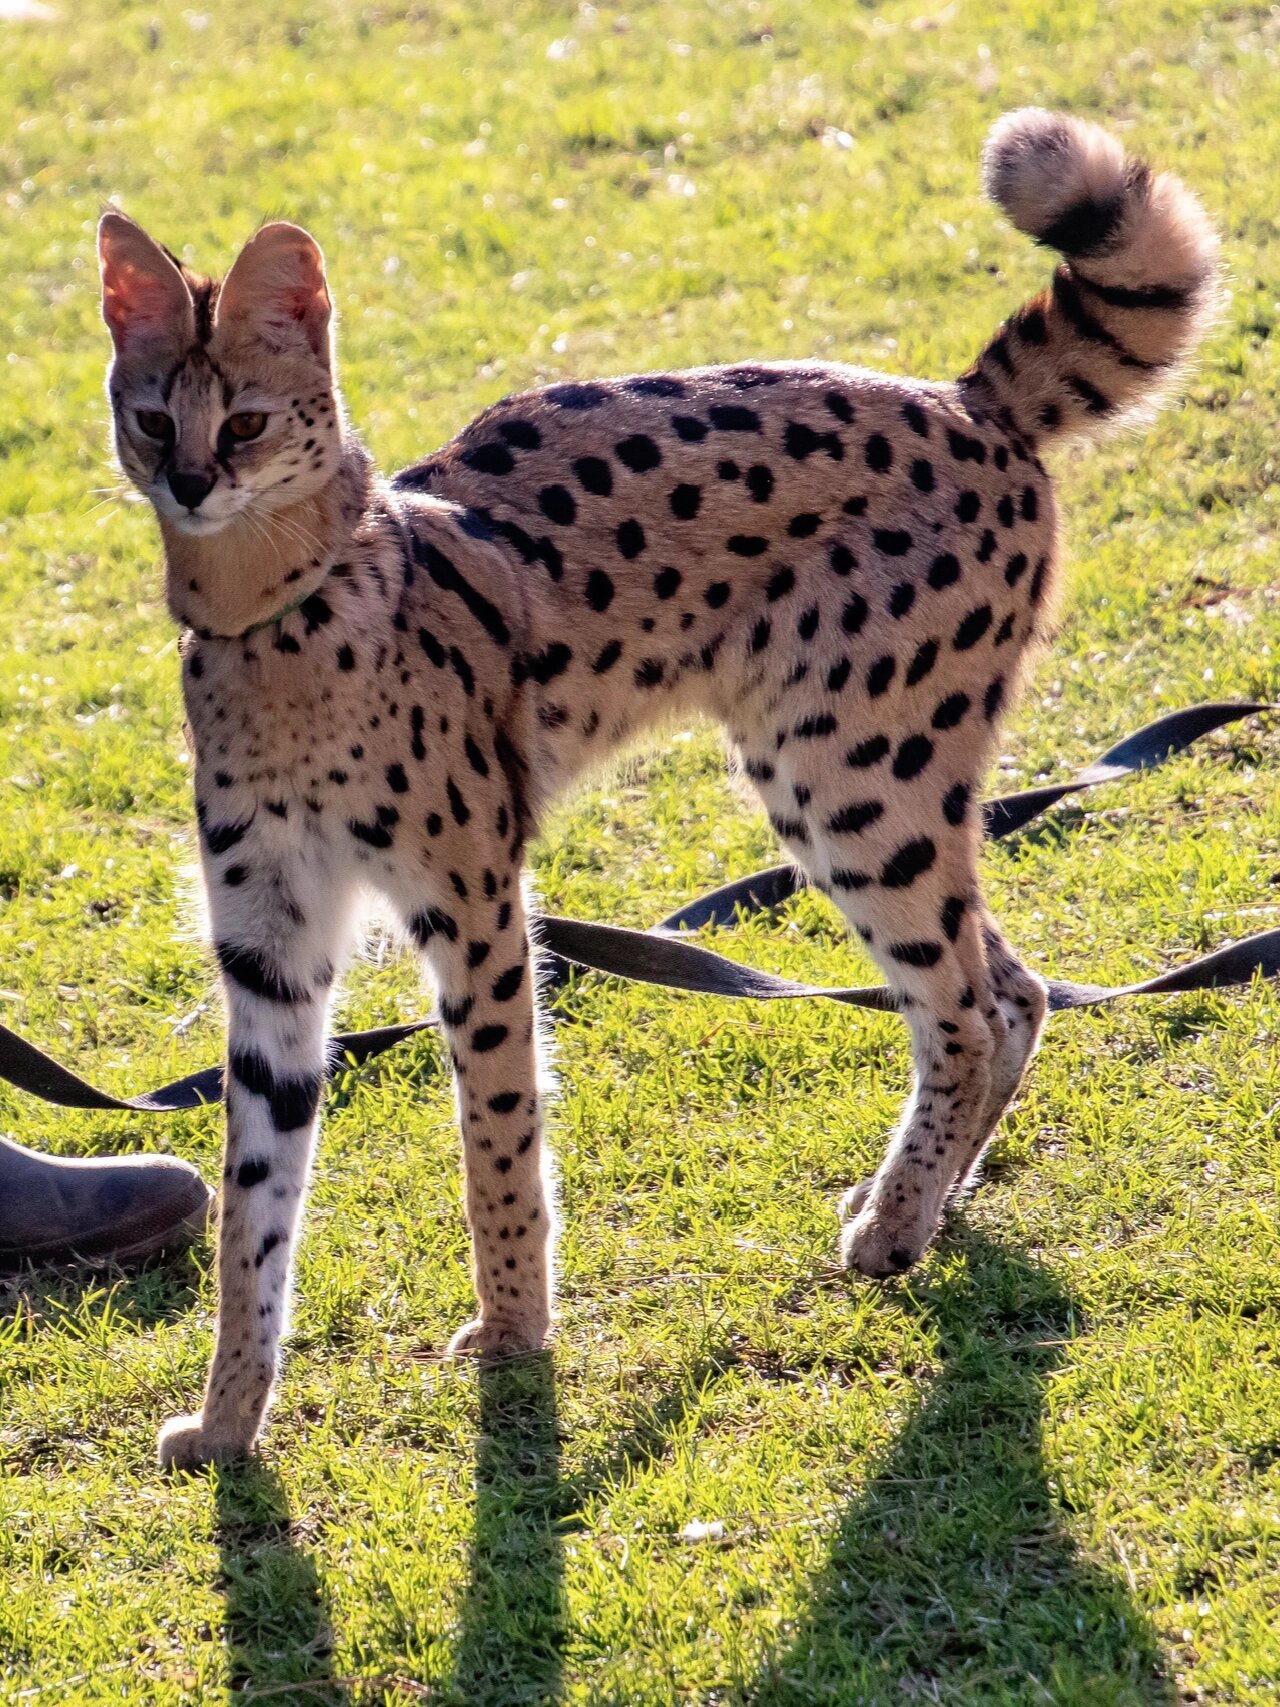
[981,108,1137,252]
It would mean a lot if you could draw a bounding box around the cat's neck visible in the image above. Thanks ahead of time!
[160,440,376,638]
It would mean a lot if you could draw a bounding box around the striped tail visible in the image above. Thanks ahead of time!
[962,108,1219,445]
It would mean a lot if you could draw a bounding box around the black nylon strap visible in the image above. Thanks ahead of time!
[0,700,1272,1116]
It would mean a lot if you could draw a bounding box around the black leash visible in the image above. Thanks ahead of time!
[1,700,1274,1117]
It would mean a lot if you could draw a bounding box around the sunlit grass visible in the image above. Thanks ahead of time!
[1,1,1279,1702]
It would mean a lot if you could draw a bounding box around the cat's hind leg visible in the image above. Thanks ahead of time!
[738,731,1022,1276]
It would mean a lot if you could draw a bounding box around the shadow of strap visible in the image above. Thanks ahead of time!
[0,700,1273,1113]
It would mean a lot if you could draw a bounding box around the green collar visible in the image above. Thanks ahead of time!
[240,588,315,637]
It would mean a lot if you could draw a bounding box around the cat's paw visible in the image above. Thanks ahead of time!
[157,1413,250,1473]
[838,1203,934,1280]
[837,1179,873,1223]
[447,1314,550,1362]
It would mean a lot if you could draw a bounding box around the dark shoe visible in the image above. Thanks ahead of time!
[0,1134,213,1271]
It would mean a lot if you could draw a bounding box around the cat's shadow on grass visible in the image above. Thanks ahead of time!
[448,1231,1175,1706]
[203,1231,1174,1705]
[751,1229,1176,1703]
[212,1460,352,1705]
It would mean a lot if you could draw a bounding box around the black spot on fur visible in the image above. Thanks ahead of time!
[927,552,960,590]
[616,519,646,559]
[446,777,471,826]
[463,441,515,476]
[538,484,577,526]
[881,836,937,887]
[672,415,708,442]
[616,434,662,473]
[889,939,943,969]
[942,782,970,826]
[784,421,843,461]
[865,434,893,473]
[847,735,889,768]
[867,655,896,696]
[709,404,761,432]
[841,594,868,635]
[408,906,457,945]
[947,429,986,465]
[492,964,526,1002]
[586,569,615,611]
[892,736,934,781]
[574,456,613,495]
[828,800,885,836]
[548,382,610,409]
[499,418,541,449]
[905,639,939,685]
[746,464,775,504]
[203,817,252,856]
[953,606,993,650]
[873,528,912,557]
[215,943,308,1004]
[940,895,967,943]
[932,692,970,730]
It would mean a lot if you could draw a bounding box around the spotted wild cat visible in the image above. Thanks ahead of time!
[96,108,1218,1468]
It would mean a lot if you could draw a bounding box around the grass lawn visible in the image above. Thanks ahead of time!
[3,0,1280,1700]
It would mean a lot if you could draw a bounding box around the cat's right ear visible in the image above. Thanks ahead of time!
[98,212,194,354]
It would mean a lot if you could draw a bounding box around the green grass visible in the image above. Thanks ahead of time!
[2,0,1280,1700]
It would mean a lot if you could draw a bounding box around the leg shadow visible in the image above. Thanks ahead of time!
[215,1460,351,1704]
[450,1346,741,1705]
[755,1230,1175,1704]
[451,1351,566,1705]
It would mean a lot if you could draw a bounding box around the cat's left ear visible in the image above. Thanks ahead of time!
[217,222,332,360]
[98,212,195,353]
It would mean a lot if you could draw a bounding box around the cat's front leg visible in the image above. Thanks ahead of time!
[158,843,357,1471]
[404,875,552,1360]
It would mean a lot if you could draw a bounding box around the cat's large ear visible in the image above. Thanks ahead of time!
[98,212,194,353]
[216,222,332,360]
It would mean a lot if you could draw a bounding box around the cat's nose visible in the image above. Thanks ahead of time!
[167,469,216,511]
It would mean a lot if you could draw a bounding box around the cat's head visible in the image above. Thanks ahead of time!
[99,213,341,538]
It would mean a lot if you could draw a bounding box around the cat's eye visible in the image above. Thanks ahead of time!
[135,410,172,440]
[224,411,267,442]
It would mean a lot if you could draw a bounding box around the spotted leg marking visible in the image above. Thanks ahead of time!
[403,874,552,1359]
[947,912,1049,1195]
[745,732,1014,1276]
[158,852,358,1470]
